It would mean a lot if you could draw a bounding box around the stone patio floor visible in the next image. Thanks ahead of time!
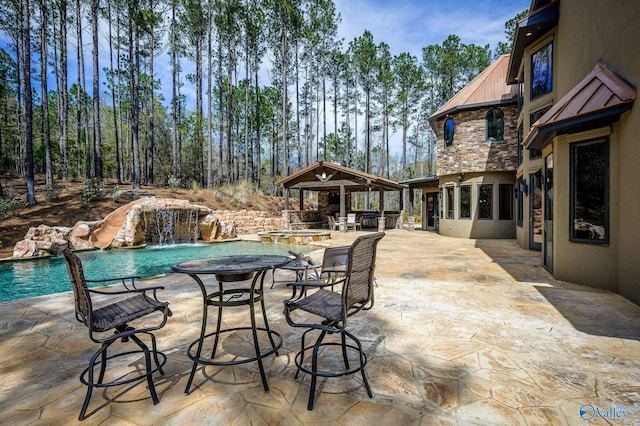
[1,229,640,425]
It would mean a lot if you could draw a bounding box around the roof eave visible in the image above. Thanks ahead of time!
[524,104,634,150]
[429,96,518,128]
[507,2,560,84]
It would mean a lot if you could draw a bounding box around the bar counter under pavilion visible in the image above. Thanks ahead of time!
[274,161,407,232]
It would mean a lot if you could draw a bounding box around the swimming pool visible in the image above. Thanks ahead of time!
[0,241,311,302]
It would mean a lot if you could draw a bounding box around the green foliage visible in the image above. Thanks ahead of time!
[168,175,181,192]
[0,196,26,219]
[80,178,100,208]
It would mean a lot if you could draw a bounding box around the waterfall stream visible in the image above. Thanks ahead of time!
[141,208,201,244]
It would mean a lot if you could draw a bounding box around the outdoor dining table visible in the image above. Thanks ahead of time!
[171,254,292,394]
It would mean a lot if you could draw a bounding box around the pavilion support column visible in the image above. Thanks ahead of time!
[299,189,304,211]
[339,184,347,232]
[378,190,386,232]
[283,187,290,230]
[408,188,415,231]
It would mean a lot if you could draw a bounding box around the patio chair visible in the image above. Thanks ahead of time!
[346,213,361,231]
[283,232,385,410]
[55,243,171,421]
[305,245,350,285]
[327,215,339,231]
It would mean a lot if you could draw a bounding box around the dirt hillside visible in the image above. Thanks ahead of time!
[0,177,297,259]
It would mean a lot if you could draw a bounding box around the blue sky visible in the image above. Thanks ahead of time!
[335,0,530,58]
[1,0,530,156]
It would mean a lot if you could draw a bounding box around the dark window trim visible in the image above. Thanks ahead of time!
[444,117,455,148]
[445,186,455,219]
[499,183,514,220]
[486,108,505,141]
[516,178,524,227]
[530,41,553,101]
[569,137,609,245]
[459,185,472,220]
[477,183,493,220]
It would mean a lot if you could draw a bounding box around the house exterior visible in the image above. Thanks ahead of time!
[508,0,639,304]
[427,55,520,239]
[405,0,639,305]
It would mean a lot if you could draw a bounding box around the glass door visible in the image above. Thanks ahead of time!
[529,170,543,251]
[426,193,437,231]
[544,154,554,270]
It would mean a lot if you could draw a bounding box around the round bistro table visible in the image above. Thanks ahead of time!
[171,254,292,393]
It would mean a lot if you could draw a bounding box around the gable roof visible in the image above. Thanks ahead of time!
[274,161,406,191]
[524,62,636,150]
[429,55,518,130]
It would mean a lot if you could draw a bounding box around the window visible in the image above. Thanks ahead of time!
[517,178,524,227]
[445,187,454,219]
[529,107,551,159]
[486,109,504,141]
[439,189,444,218]
[444,117,455,148]
[570,138,609,244]
[459,186,471,219]
[499,184,513,220]
[517,124,523,166]
[531,41,552,99]
[478,184,493,220]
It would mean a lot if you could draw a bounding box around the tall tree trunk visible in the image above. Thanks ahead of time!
[280,19,288,176]
[294,40,301,169]
[15,35,24,177]
[253,46,261,189]
[170,0,178,178]
[20,0,35,205]
[107,0,122,184]
[217,32,224,184]
[147,0,155,185]
[58,0,69,185]
[226,32,233,183]
[206,1,213,188]
[40,0,53,192]
[75,0,85,178]
[76,0,92,181]
[59,0,69,184]
[345,69,350,166]
[91,0,102,182]
[129,0,141,188]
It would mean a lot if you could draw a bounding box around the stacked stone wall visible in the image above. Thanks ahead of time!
[436,105,518,176]
[211,210,284,234]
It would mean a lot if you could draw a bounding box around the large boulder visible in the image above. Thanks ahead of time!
[12,225,71,257]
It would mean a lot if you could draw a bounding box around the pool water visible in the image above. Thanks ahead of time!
[0,241,311,302]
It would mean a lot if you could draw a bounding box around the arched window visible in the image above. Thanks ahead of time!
[486,108,504,141]
[444,117,455,147]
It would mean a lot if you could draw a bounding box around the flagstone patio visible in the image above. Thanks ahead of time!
[1,229,639,425]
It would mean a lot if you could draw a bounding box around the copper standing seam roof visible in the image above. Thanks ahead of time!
[523,62,636,150]
[429,55,518,130]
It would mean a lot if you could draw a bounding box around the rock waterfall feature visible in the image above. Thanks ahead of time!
[12,197,237,258]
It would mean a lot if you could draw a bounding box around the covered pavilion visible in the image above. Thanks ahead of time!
[274,161,407,231]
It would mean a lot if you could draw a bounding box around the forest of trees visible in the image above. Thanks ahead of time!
[0,0,525,205]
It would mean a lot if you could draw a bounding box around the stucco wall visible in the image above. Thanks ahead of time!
[552,0,640,304]
[437,172,516,239]
[436,105,518,177]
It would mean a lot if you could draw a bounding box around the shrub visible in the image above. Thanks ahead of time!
[0,196,26,218]
[168,175,180,192]
[80,178,100,208]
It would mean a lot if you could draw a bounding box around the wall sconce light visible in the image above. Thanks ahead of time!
[457,174,464,182]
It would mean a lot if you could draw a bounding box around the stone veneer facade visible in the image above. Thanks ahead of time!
[435,105,518,177]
